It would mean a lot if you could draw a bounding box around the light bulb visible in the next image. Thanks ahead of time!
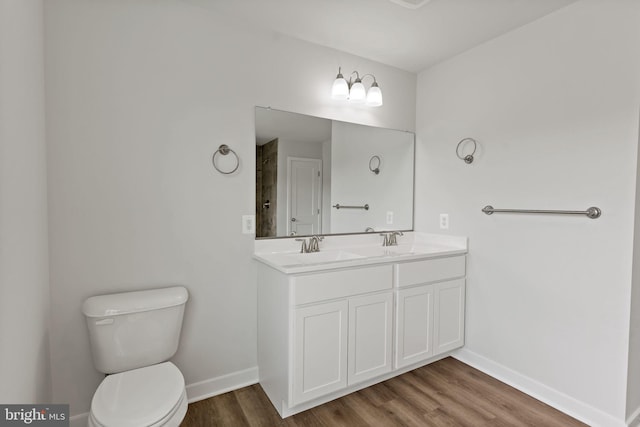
[331,70,349,100]
[349,80,366,103]
[366,82,383,107]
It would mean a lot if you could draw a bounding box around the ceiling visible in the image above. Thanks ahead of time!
[187,0,577,72]
[255,108,331,145]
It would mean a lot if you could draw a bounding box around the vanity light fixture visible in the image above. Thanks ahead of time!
[331,67,383,107]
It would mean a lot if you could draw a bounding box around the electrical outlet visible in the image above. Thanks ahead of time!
[439,213,449,230]
[242,215,255,234]
[386,211,394,225]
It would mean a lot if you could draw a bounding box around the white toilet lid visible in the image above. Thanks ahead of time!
[91,362,185,427]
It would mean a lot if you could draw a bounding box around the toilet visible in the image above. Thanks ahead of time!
[82,286,189,427]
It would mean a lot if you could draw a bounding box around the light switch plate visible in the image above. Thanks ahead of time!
[386,211,394,225]
[439,213,449,229]
[242,215,255,234]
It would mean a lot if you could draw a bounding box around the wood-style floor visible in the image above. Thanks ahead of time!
[181,357,587,427]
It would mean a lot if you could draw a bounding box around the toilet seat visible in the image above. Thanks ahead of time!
[89,362,187,427]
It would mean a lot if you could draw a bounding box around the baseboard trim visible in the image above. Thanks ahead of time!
[453,348,625,427]
[186,366,259,403]
[627,405,640,427]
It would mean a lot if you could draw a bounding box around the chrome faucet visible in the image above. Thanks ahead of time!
[380,231,404,246]
[389,231,403,246]
[295,235,324,253]
[295,238,310,253]
[309,235,324,252]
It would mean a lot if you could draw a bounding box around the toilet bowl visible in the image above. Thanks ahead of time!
[82,287,189,427]
[88,362,188,427]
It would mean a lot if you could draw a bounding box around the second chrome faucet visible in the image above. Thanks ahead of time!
[380,231,403,246]
[295,235,324,253]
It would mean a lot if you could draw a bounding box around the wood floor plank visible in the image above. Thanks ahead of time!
[382,374,441,414]
[339,390,404,427]
[425,407,484,427]
[180,357,588,427]
[428,359,586,427]
[408,368,499,426]
[418,366,511,423]
[235,385,285,427]
[356,381,396,407]
[311,397,371,427]
[281,407,324,427]
[381,397,439,427]
[182,389,248,426]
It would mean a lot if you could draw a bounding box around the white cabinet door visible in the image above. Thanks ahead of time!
[434,278,465,355]
[348,292,393,385]
[292,300,348,405]
[395,285,434,369]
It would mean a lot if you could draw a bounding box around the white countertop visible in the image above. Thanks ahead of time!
[253,232,467,274]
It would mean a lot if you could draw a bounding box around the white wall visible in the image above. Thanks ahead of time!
[415,0,640,424]
[44,0,416,417]
[629,113,640,425]
[331,121,414,233]
[0,0,51,403]
[322,138,332,234]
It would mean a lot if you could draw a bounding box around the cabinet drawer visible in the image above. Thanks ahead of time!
[395,256,465,288]
[292,265,393,305]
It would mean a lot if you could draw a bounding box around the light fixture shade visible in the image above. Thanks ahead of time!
[366,83,383,107]
[349,81,366,103]
[331,76,349,100]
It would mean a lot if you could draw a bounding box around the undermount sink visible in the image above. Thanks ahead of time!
[384,245,419,255]
[349,246,417,258]
[286,250,365,264]
[261,250,367,268]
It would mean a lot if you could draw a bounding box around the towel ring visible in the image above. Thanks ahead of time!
[456,138,477,164]
[212,144,239,174]
[369,155,381,174]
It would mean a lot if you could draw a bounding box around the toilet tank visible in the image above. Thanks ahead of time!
[82,286,189,374]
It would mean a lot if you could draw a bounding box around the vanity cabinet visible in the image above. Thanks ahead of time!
[292,291,393,405]
[394,256,466,369]
[257,252,465,418]
[395,285,434,368]
[347,292,393,385]
[434,278,465,354]
[293,300,348,405]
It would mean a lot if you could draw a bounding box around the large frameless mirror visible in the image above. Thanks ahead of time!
[255,107,414,239]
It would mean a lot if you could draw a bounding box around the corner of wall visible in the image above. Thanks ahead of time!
[0,0,52,404]
[627,107,640,424]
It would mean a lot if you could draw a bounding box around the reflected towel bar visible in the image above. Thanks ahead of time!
[482,205,601,219]
[333,204,370,210]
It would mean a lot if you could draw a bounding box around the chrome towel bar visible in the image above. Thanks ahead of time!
[332,204,370,210]
[482,205,601,219]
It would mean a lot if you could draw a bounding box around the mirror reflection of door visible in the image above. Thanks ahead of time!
[256,139,278,237]
[288,157,322,236]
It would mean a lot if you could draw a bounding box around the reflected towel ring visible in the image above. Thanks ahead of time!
[456,138,477,164]
[369,155,381,174]
[212,144,239,174]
